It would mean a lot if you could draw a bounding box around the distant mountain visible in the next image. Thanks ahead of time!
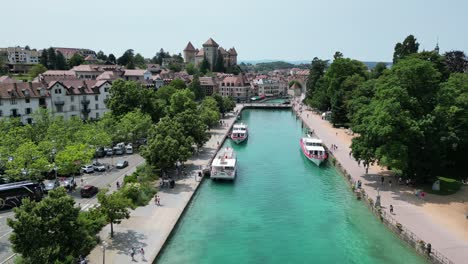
[240,60,392,69]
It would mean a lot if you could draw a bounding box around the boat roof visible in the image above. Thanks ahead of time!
[233,123,247,128]
[232,128,247,133]
[212,147,236,167]
[303,137,322,143]
[305,146,325,151]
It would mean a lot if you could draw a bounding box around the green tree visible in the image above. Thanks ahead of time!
[55,143,94,175]
[189,75,205,101]
[29,64,47,78]
[152,48,170,65]
[97,190,131,238]
[169,79,187,89]
[351,58,441,180]
[68,53,84,68]
[108,53,116,64]
[40,49,48,68]
[371,62,387,79]
[214,53,225,72]
[156,85,177,105]
[305,57,328,103]
[96,50,108,61]
[186,63,197,75]
[444,51,467,73]
[117,49,134,66]
[47,47,57,69]
[169,89,197,115]
[106,80,142,117]
[199,58,210,74]
[8,188,95,263]
[200,96,221,128]
[6,141,50,181]
[222,96,236,113]
[142,117,194,170]
[175,110,209,149]
[117,110,152,143]
[393,34,419,63]
[134,53,146,69]
[55,51,67,70]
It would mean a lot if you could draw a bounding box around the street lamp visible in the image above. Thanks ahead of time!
[101,241,108,264]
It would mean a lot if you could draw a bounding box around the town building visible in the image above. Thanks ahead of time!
[0,80,111,123]
[199,76,218,96]
[123,70,152,82]
[53,47,96,61]
[0,46,40,73]
[253,78,285,97]
[183,38,238,71]
[219,74,251,102]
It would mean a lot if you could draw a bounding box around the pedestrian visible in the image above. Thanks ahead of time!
[131,247,136,261]
[116,181,120,190]
[80,178,84,186]
[157,195,161,206]
[155,194,158,205]
[140,247,145,260]
[389,205,394,214]
[349,151,352,157]
[365,167,369,174]
[406,178,409,186]
[398,177,402,185]
[389,180,392,188]
[381,176,385,185]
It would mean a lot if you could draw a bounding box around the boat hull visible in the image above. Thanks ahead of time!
[231,134,248,144]
[300,139,327,166]
[210,169,236,180]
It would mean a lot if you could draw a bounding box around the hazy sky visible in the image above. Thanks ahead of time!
[1,0,467,62]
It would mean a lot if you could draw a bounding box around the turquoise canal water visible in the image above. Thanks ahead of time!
[157,109,425,264]
[263,98,287,103]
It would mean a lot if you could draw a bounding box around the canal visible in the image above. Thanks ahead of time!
[157,109,425,264]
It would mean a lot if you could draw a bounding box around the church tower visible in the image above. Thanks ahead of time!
[202,38,219,71]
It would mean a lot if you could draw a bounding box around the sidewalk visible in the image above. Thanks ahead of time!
[296,103,468,264]
[87,107,240,263]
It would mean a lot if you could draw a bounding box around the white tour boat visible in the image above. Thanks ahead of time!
[211,147,237,180]
[230,123,248,144]
[300,136,328,166]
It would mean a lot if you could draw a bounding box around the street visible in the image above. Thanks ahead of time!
[0,153,145,262]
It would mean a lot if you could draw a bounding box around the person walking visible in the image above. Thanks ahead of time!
[140,247,145,261]
[381,176,385,185]
[157,195,161,206]
[389,205,394,214]
[130,247,136,261]
[155,194,159,206]
[389,180,392,188]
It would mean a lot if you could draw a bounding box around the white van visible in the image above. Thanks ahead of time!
[113,142,125,155]
[126,144,133,154]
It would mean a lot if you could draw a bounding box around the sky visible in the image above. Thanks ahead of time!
[1,0,467,62]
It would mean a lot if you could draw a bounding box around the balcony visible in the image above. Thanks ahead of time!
[81,99,90,105]
[54,100,65,105]
[81,108,91,115]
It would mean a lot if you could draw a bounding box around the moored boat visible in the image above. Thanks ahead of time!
[211,147,237,180]
[230,123,248,144]
[300,136,327,166]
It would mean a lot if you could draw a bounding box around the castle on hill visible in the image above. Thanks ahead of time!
[183,38,237,71]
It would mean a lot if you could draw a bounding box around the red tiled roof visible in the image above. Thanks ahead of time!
[0,82,49,98]
[219,47,228,55]
[203,38,219,47]
[228,47,237,55]
[196,49,205,57]
[124,70,147,76]
[184,42,196,51]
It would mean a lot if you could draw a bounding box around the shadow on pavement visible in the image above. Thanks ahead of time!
[107,229,148,256]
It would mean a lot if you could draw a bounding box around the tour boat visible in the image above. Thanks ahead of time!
[211,147,237,180]
[230,123,248,144]
[300,136,328,166]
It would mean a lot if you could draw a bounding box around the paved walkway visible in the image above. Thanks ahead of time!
[87,107,240,264]
[294,102,468,264]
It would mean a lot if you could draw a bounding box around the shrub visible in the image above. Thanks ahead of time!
[123,173,138,185]
[79,207,107,235]
[121,182,157,207]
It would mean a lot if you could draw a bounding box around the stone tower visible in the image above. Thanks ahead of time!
[203,38,219,70]
[183,42,197,64]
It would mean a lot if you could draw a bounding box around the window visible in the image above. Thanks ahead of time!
[95,95,98,101]
[54,89,62,94]
[104,87,109,92]
[71,96,74,102]
[95,104,98,110]
[56,105,63,113]
[96,112,99,119]
[27,118,32,124]
[26,108,31,114]
[71,105,75,111]
[25,98,30,103]
[10,98,17,105]
[0,110,2,117]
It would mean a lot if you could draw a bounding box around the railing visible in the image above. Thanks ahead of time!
[0,254,16,264]
[81,99,90,105]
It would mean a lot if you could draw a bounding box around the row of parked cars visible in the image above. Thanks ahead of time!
[95,143,134,158]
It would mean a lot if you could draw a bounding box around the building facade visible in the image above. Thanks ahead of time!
[219,75,251,102]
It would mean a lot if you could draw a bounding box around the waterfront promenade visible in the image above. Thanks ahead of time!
[87,107,240,263]
[294,102,468,264]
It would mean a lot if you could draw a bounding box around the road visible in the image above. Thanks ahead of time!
[0,153,145,262]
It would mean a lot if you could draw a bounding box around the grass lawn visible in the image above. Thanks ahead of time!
[424,176,462,195]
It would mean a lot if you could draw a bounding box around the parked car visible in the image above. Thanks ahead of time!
[113,142,125,155]
[105,148,114,156]
[41,180,59,193]
[93,162,106,172]
[125,144,133,154]
[116,160,128,169]
[80,185,99,198]
[81,165,94,174]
